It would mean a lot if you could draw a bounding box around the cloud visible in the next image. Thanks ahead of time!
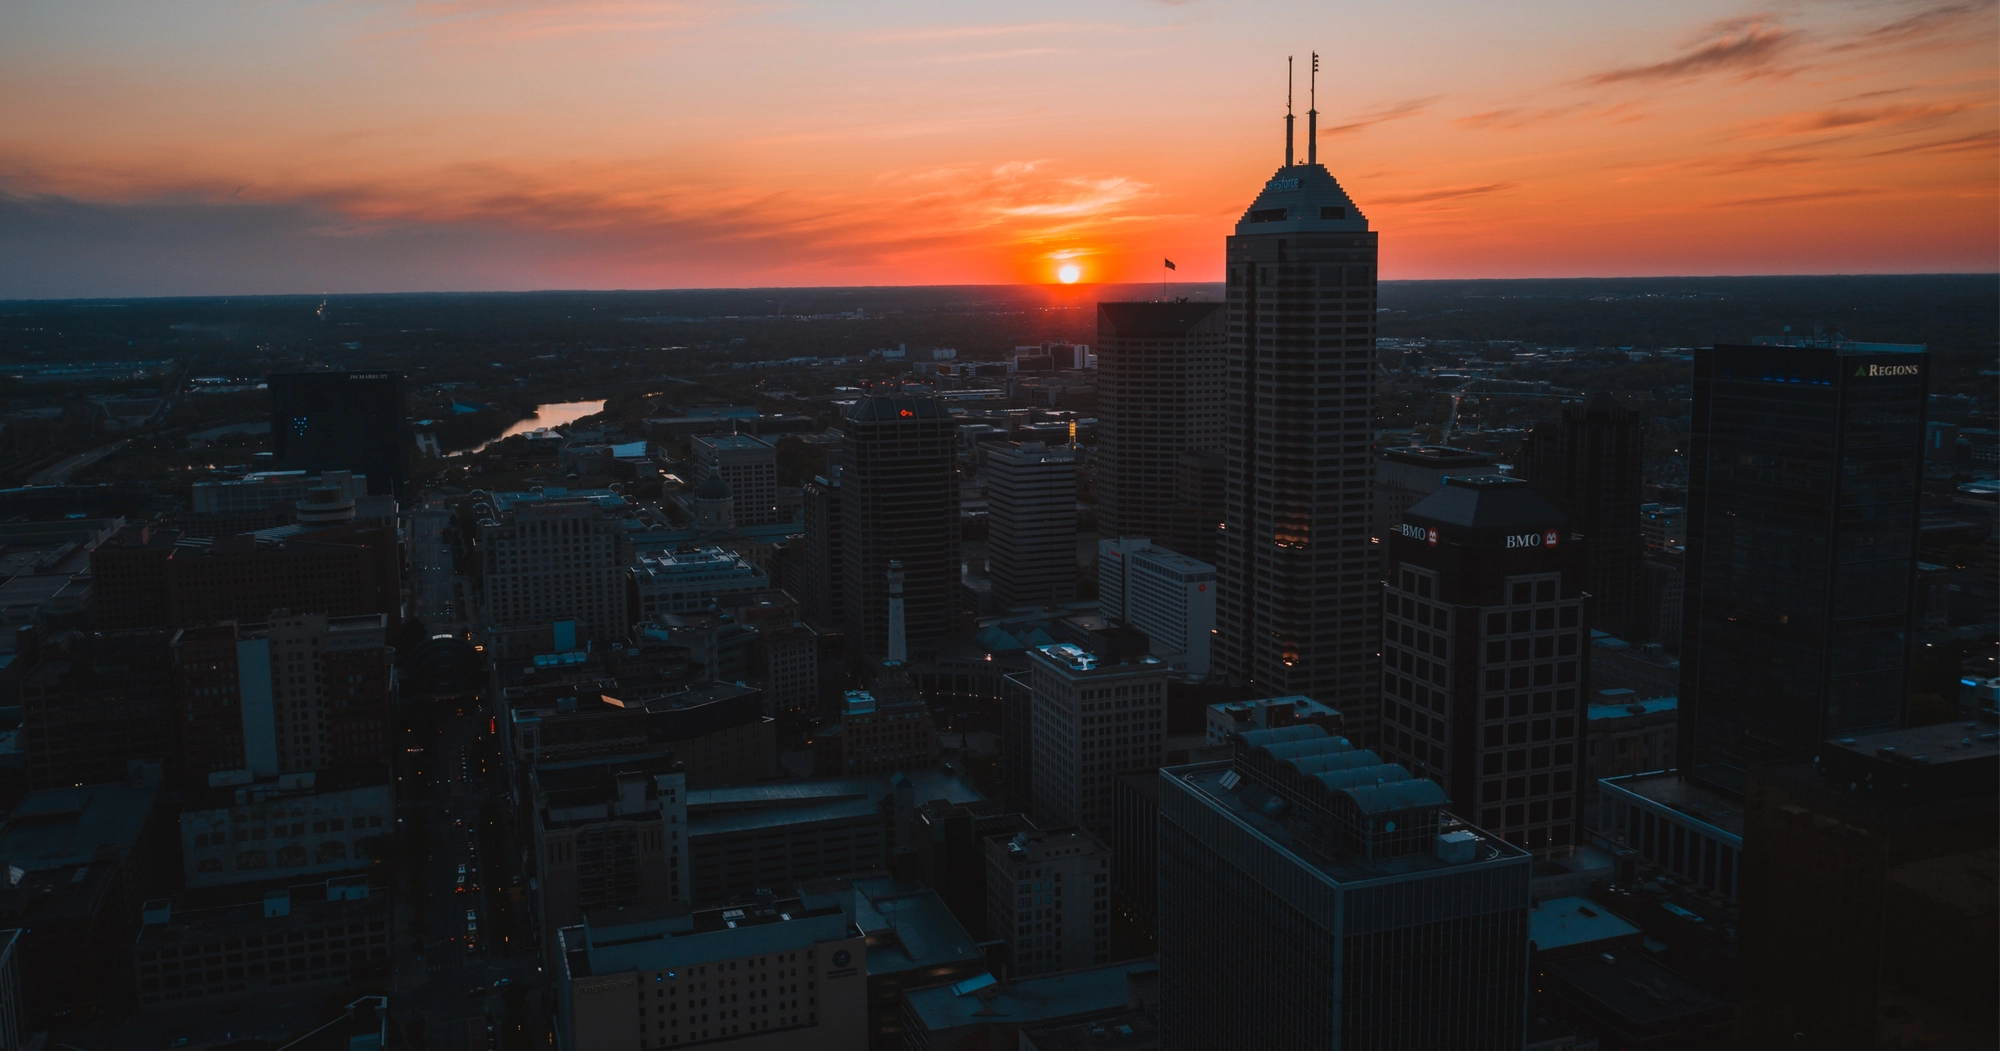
[1713,188,1868,208]
[1762,101,1976,134]
[1830,3,1984,53]
[1581,17,1799,85]
[1318,96,1442,138]
[1860,129,2000,157]
[1452,101,1643,131]
[1373,183,1516,206]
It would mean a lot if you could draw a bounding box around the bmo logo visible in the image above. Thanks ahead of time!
[1398,523,1439,546]
[1507,530,1561,549]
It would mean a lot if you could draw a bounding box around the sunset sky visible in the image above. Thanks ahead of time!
[2,0,1995,297]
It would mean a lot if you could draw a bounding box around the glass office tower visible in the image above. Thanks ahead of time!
[1677,338,1927,794]
[268,371,408,498]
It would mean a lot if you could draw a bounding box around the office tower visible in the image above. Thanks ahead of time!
[986,441,1078,610]
[628,547,770,620]
[1167,449,1225,564]
[1158,726,1531,1049]
[1517,394,1644,638]
[984,826,1112,978]
[555,891,866,1051]
[801,468,843,624]
[533,751,691,953]
[1738,725,1997,1049]
[479,497,630,645]
[838,395,959,657]
[1025,643,1167,833]
[692,433,781,526]
[1094,302,1226,541]
[267,371,407,498]
[1379,475,1588,851]
[267,612,393,773]
[16,629,175,789]
[1372,445,1493,543]
[1678,339,1927,793]
[1096,538,1216,674]
[1214,122,1380,736]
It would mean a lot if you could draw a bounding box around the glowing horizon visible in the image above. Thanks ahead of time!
[1,0,1994,298]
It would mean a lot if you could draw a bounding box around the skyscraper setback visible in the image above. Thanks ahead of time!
[1517,394,1644,640]
[1214,110,1381,738]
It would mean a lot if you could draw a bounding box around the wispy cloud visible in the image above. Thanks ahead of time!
[1830,3,1984,53]
[1760,101,1977,134]
[1581,17,1799,85]
[1373,183,1516,206]
[1860,129,2000,158]
[1452,101,1643,131]
[1714,188,1868,208]
[1319,96,1441,138]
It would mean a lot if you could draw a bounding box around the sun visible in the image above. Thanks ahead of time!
[1057,264,1081,284]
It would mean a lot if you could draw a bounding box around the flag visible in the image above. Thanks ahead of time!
[1163,258,1176,270]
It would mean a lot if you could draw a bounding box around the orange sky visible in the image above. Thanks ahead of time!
[1,0,1994,296]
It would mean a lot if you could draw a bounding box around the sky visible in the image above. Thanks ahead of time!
[1,0,1994,298]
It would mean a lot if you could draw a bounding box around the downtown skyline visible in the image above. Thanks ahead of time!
[2,0,1996,298]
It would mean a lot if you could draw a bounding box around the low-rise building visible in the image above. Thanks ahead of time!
[1202,695,1342,744]
[133,876,389,1011]
[898,960,1159,1051]
[177,768,393,889]
[628,548,771,621]
[555,892,867,1051]
[983,826,1112,979]
[533,751,691,955]
[828,679,938,777]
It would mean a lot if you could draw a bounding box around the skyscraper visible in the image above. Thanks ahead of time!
[267,371,408,499]
[1517,394,1644,639]
[1158,725,1530,1049]
[1378,475,1588,851]
[1095,302,1226,542]
[1214,101,1380,736]
[801,468,843,625]
[986,441,1077,610]
[839,394,959,658]
[1026,642,1167,835]
[691,433,780,526]
[478,497,630,646]
[1678,338,1927,793]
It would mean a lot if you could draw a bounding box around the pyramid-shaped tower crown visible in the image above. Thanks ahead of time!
[1234,162,1369,236]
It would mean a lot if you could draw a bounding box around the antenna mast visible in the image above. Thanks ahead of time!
[1308,52,1319,165]
[1284,56,1295,167]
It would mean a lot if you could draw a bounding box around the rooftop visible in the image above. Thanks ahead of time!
[847,877,981,979]
[567,893,855,979]
[688,770,982,839]
[903,960,1159,1034]
[1381,445,1492,469]
[1404,475,1567,537]
[1528,896,1642,954]
[0,780,157,872]
[1598,772,1743,839]
[1095,301,1224,339]
[1029,643,1161,677]
[1021,1008,1161,1051]
[1587,696,1678,721]
[990,826,1109,865]
[1543,949,1730,1027]
[1233,162,1369,236]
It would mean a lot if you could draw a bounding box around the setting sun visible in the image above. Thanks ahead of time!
[1057,264,1081,284]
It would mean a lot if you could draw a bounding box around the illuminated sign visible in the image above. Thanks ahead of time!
[1857,363,1920,378]
[1505,531,1560,549]
[1266,177,1301,192]
[899,409,915,417]
[1397,523,1440,545]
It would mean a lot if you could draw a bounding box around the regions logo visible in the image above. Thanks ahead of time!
[1859,363,1921,378]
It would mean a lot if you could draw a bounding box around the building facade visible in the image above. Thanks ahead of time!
[533,751,691,948]
[1094,302,1226,542]
[693,433,782,527]
[1378,475,1589,851]
[1157,726,1531,1050]
[267,371,407,499]
[1096,538,1216,674]
[479,497,630,645]
[985,442,1077,610]
[1517,395,1644,639]
[178,773,393,888]
[628,548,770,620]
[18,629,176,790]
[1678,339,1927,793]
[983,827,1112,978]
[838,396,959,657]
[801,469,844,625]
[1025,644,1167,834]
[134,877,389,1011]
[1214,157,1381,734]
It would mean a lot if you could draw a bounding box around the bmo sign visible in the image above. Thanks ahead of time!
[1506,530,1561,550]
[1397,523,1439,546]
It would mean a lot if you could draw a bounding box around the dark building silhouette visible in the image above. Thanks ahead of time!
[802,467,844,625]
[1168,449,1225,565]
[15,629,176,790]
[1678,339,1927,793]
[89,522,401,633]
[1517,394,1644,639]
[1158,726,1530,1049]
[1379,475,1588,851]
[1738,724,1997,1048]
[268,371,408,498]
[838,395,959,657]
[1214,147,1381,737]
[1094,302,1226,542]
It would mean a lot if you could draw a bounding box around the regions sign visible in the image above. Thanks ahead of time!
[1857,363,1920,378]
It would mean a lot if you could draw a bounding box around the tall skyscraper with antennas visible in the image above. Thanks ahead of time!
[1214,55,1384,741]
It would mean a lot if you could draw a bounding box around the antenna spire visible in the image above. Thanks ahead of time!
[1284,56,1295,167]
[1308,52,1319,165]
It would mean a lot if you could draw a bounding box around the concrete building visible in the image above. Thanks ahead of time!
[1093,302,1226,543]
[1379,475,1589,851]
[1214,149,1382,735]
[533,751,691,951]
[178,769,393,889]
[1158,726,1531,1049]
[479,497,630,646]
[133,876,389,1011]
[693,433,782,526]
[555,892,867,1051]
[1202,695,1341,744]
[186,469,382,536]
[828,686,938,777]
[898,960,1159,1051]
[1596,770,1742,903]
[985,442,1077,610]
[839,396,959,657]
[629,548,771,620]
[1095,539,1215,674]
[983,826,1112,978]
[1025,643,1167,834]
